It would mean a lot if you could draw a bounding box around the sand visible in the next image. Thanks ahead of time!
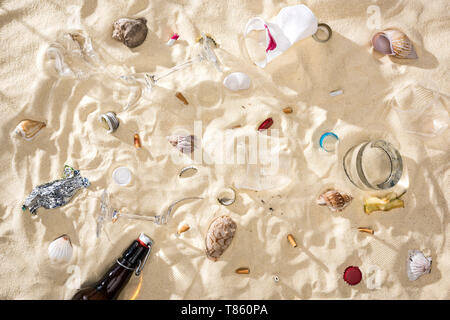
[0,0,449,300]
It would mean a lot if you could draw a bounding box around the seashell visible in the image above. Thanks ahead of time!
[407,250,432,281]
[15,119,46,140]
[223,72,251,91]
[167,135,196,154]
[205,215,237,261]
[99,112,119,133]
[112,17,148,48]
[316,189,353,212]
[48,234,73,264]
[371,29,418,59]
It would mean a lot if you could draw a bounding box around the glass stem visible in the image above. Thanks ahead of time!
[150,56,201,83]
[119,212,158,223]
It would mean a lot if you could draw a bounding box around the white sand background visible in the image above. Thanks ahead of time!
[0,0,449,299]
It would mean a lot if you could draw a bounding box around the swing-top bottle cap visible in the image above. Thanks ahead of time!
[138,233,153,248]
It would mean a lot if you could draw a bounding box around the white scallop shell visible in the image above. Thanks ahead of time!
[223,72,251,91]
[48,234,73,263]
[407,250,432,281]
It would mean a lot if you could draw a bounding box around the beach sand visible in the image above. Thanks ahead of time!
[0,0,449,299]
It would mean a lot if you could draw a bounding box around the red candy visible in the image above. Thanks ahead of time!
[343,266,362,285]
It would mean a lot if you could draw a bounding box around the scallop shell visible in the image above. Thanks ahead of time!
[316,189,353,212]
[205,215,237,261]
[15,119,46,140]
[167,135,196,154]
[372,29,418,59]
[223,72,251,91]
[48,234,73,264]
[407,250,432,281]
[112,17,148,48]
[99,112,119,133]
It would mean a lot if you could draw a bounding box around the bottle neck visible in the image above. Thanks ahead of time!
[95,240,150,300]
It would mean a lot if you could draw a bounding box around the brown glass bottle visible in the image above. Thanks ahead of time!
[72,233,153,300]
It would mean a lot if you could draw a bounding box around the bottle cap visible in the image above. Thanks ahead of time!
[343,266,362,285]
[138,233,153,248]
[112,167,132,186]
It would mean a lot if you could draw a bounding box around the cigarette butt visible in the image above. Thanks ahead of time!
[175,92,189,105]
[287,234,297,247]
[231,124,241,129]
[358,227,374,234]
[134,133,142,148]
[282,106,293,114]
[235,267,250,274]
[177,224,190,234]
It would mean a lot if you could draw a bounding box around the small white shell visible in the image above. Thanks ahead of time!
[407,250,432,281]
[223,72,251,91]
[48,234,73,264]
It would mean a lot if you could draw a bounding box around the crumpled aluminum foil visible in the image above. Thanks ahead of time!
[22,165,90,215]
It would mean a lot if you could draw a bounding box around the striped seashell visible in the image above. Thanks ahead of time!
[48,234,73,264]
[316,189,353,212]
[372,29,418,59]
[15,119,46,140]
[205,215,237,261]
[407,250,432,281]
[167,135,196,154]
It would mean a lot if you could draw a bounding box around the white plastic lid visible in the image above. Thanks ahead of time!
[112,167,132,186]
[138,233,153,247]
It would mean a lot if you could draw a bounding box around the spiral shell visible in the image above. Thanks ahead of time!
[407,250,432,281]
[48,234,73,264]
[167,135,196,154]
[15,119,46,140]
[112,17,148,48]
[372,29,418,59]
[316,189,353,212]
[205,215,237,261]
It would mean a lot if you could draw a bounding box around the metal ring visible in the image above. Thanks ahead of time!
[312,23,332,43]
[116,259,136,271]
[217,187,236,206]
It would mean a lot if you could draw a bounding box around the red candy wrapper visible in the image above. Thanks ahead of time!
[258,117,273,131]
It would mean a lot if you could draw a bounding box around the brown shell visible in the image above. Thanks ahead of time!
[112,17,148,48]
[316,189,353,212]
[205,215,237,261]
[15,119,46,140]
[372,29,417,59]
